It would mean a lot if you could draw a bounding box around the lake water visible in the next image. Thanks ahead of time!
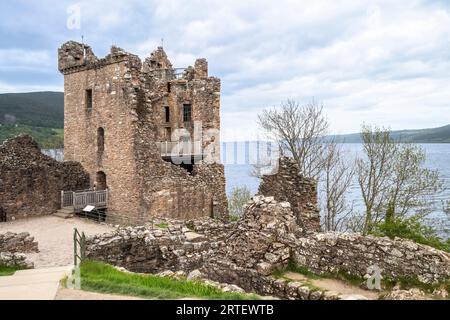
[223,143,450,236]
[43,143,449,236]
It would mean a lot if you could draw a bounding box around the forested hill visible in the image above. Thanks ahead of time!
[0,91,449,146]
[0,92,64,148]
[0,91,63,128]
[331,124,450,143]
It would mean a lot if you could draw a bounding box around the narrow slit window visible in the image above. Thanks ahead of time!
[86,89,93,111]
[164,106,170,122]
[183,104,192,122]
[97,127,105,153]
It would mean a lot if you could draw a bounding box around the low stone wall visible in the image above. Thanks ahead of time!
[293,232,450,284]
[0,252,33,269]
[85,196,450,299]
[0,232,39,253]
[86,224,208,273]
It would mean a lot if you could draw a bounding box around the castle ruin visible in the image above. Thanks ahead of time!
[58,41,228,223]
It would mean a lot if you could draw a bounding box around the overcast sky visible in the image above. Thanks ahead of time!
[1,0,450,140]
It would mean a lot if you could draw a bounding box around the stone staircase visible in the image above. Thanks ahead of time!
[54,207,75,219]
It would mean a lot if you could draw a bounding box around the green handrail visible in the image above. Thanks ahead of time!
[73,228,86,266]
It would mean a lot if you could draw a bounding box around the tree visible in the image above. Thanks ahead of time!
[357,124,443,234]
[321,140,356,231]
[257,100,328,179]
[228,186,252,220]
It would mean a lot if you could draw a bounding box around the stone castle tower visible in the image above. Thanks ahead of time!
[58,41,227,224]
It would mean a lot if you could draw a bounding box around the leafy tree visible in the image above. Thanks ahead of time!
[357,124,443,234]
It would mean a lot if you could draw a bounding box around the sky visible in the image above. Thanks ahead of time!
[1,0,450,141]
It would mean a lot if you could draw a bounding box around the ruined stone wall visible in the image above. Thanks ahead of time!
[0,231,38,269]
[86,195,450,299]
[0,232,38,253]
[0,135,89,220]
[293,232,450,285]
[258,157,320,233]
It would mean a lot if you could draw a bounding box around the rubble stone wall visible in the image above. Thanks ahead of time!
[0,135,90,220]
[258,157,320,233]
[293,232,450,284]
[86,196,450,299]
[0,232,38,253]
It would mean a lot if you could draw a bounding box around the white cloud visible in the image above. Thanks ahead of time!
[1,0,450,137]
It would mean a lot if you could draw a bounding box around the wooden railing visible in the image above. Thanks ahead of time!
[61,189,108,210]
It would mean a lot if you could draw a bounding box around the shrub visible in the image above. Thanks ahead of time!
[370,216,449,252]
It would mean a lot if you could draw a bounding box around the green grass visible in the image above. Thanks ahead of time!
[154,223,169,229]
[0,265,19,276]
[79,260,259,300]
[283,260,449,294]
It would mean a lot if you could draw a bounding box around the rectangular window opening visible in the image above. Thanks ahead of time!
[183,104,192,122]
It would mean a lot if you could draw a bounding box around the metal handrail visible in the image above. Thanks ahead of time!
[73,228,86,266]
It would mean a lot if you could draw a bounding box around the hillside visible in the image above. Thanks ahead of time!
[0,92,64,147]
[330,124,450,143]
[0,91,64,128]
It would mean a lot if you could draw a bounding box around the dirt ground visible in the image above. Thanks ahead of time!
[284,271,380,300]
[0,215,114,268]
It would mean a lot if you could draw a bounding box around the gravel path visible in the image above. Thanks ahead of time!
[0,216,114,268]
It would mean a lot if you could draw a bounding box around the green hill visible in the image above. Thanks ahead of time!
[0,91,64,128]
[0,92,64,148]
[330,124,450,143]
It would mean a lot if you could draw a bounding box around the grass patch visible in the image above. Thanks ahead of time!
[285,260,449,294]
[383,275,450,294]
[79,260,259,300]
[154,223,169,229]
[286,260,321,279]
[0,265,19,276]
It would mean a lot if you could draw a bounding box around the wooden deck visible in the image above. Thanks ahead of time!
[61,189,108,211]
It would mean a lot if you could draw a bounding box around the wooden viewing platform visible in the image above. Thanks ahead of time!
[61,189,108,211]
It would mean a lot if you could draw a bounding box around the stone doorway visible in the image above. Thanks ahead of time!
[95,171,107,190]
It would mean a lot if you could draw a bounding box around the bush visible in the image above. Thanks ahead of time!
[228,186,252,220]
[370,217,449,252]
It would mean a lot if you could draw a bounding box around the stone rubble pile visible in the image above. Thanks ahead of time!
[0,231,38,269]
[0,232,39,253]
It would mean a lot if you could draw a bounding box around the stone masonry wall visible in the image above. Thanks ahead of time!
[0,135,90,220]
[0,232,39,253]
[86,195,450,299]
[0,231,38,269]
[258,157,320,233]
[293,232,450,284]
